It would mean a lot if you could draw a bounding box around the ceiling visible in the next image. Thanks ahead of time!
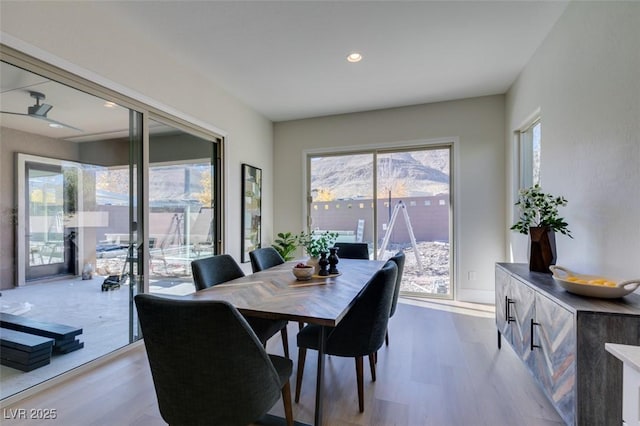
[0,62,176,141]
[107,1,569,122]
[0,61,131,141]
[1,1,569,139]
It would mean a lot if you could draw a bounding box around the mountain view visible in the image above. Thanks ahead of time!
[310,150,450,200]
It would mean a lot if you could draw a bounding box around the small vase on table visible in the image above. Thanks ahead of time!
[318,251,330,276]
[328,247,339,275]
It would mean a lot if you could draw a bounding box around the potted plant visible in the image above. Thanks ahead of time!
[271,232,297,261]
[511,184,572,272]
[296,230,338,271]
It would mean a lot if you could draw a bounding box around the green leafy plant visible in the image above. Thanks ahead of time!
[272,232,298,261]
[296,230,338,258]
[511,184,572,238]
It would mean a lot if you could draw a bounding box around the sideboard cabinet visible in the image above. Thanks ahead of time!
[495,263,640,425]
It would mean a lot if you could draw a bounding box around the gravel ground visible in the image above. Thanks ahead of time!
[381,241,450,295]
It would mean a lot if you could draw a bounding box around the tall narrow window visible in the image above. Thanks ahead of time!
[519,119,541,188]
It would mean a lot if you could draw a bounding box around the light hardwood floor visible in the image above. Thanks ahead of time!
[1,299,565,425]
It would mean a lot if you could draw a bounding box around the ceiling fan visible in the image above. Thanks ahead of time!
[0,91,82,131]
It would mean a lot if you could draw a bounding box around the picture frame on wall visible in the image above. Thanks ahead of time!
[241,163,262,263]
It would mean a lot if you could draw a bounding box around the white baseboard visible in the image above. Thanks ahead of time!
[456,288,495,304]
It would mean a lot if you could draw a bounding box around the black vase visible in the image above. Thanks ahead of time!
[528,227,557,273]
[318,251,330,276]
[328,247,339,275]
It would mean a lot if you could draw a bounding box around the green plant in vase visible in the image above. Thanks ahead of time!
[511,184,572,272]
[272,232,297,261]
[296,230,338,259]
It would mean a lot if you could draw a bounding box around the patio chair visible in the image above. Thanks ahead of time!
[135,294,294,426]
[191,254,290,358]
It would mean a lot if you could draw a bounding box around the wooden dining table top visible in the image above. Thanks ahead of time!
[184,258,386,327]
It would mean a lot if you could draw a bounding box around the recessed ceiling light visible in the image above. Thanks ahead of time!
[49,123,64,129]
[104,101,117,108]
[347,52,363,63]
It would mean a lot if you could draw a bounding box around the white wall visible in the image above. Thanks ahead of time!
[0,2,274,270]
[506,2,640,281]
[274,96,505,303]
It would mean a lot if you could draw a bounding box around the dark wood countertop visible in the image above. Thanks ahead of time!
[497,263,640,315]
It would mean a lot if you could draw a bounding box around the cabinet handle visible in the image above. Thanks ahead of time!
[506,297,515,323]
[530,318,541,350]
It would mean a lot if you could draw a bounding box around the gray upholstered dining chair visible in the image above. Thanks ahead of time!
[191,254,290,358]
[249,247,306,332]
[294,260,397,412]
[386,251,406,346]
[135,294,294,426]
[249,247,285,273]
[333,242,370,260]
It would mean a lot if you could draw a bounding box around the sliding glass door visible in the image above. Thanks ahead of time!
[308,145,452,299]
[147,119,220,295]
[5,56,140,396]
[376,148,452,297]
[1,47,223,400]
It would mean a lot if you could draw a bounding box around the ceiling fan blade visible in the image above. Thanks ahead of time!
[2,91,83,132]
[30,114,83,132]
[0,111,30,117]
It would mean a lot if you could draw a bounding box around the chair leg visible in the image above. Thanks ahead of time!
[298,321,304,331]
[281,381,294,426]
[355,356,364,412]
[368,353,376,382]
[295,347,307,403]
[385,329,389,346]
[281,326,290,359]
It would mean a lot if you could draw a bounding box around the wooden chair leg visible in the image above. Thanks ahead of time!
[368,353,376,382]
[295,347,307,403]
[385,329,389,346]
[298,321,304,331]
[281,381,294,426]
[281,326,290,358]
[355,356,364,412]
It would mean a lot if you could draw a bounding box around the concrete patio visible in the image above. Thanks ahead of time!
[0,274,195,400]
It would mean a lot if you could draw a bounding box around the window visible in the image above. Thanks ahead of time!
[518,119,541,188]
[307,146,453,299]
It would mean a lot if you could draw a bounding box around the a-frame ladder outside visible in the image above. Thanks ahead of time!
[377,201,423,273]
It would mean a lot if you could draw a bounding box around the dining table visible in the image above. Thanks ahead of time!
[184,257,386,426]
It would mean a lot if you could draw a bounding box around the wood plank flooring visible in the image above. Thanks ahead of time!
[0,299,565,425]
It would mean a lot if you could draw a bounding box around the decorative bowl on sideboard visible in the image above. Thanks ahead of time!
[550,265,640,299]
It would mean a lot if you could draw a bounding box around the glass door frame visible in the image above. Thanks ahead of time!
[4,45,226,350]
[23,161,72,280]
[304,138,457,300]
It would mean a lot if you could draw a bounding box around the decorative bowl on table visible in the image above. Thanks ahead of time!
[292,263,314,281]
[550,265,640,299]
